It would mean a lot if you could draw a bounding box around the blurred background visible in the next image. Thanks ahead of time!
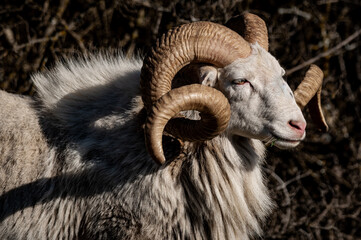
[0,0,360,239]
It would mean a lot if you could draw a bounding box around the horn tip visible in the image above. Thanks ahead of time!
[147,144,166,165]
[155,156,166,165]
[145,123,166,165]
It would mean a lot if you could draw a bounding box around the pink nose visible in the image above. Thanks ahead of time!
[288,120,306,136]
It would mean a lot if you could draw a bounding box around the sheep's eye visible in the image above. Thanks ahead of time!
[232,78,248,85]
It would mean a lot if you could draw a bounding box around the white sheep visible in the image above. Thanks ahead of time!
[0,13,327,239]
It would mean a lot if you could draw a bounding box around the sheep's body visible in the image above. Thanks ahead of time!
[0,91,46,186]
[0,53,272,239]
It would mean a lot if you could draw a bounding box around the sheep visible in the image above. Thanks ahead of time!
[0,13,327,239]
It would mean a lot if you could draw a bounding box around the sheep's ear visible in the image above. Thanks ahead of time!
[172,64,218,88]
[199,66,218,87]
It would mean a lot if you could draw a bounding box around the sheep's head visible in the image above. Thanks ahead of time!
[198,44,306,149]
[141,13,328,164]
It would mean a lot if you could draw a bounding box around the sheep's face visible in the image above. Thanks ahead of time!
[201,44,306,148]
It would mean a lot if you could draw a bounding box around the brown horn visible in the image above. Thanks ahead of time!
[141,21,251,110]
[225,13,269,51]
[141,21,252,164]
[294,65,328,131]
[145,84,231,164]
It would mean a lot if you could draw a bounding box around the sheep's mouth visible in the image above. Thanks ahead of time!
[265,135,302,149]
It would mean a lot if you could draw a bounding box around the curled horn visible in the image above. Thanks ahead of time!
[225,13,269,51]
[141,22,252,164]
[294,65,328,131]
[145,84,230,164]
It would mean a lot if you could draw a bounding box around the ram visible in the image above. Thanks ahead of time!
[0,13,327,239]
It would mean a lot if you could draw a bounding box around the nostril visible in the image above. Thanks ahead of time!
[288,120,306,132]
[289,121,301,130]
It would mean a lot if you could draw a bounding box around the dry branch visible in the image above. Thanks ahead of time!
[286,29,361,76]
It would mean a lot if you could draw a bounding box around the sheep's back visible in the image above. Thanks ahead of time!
[0,90,50,192]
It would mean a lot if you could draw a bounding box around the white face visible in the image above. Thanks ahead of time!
[202,44,306,148]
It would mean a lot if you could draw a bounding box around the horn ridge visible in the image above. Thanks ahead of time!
[225,13,269,51]
[141,21,251,164]
[294,65,323,110]
[141,21,251,110]
[294,64,328,131]
[145,84,231,164]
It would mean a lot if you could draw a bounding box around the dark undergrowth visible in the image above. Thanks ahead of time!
[1,0,360,239]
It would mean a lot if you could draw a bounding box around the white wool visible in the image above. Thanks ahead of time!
[1,44,305,239]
